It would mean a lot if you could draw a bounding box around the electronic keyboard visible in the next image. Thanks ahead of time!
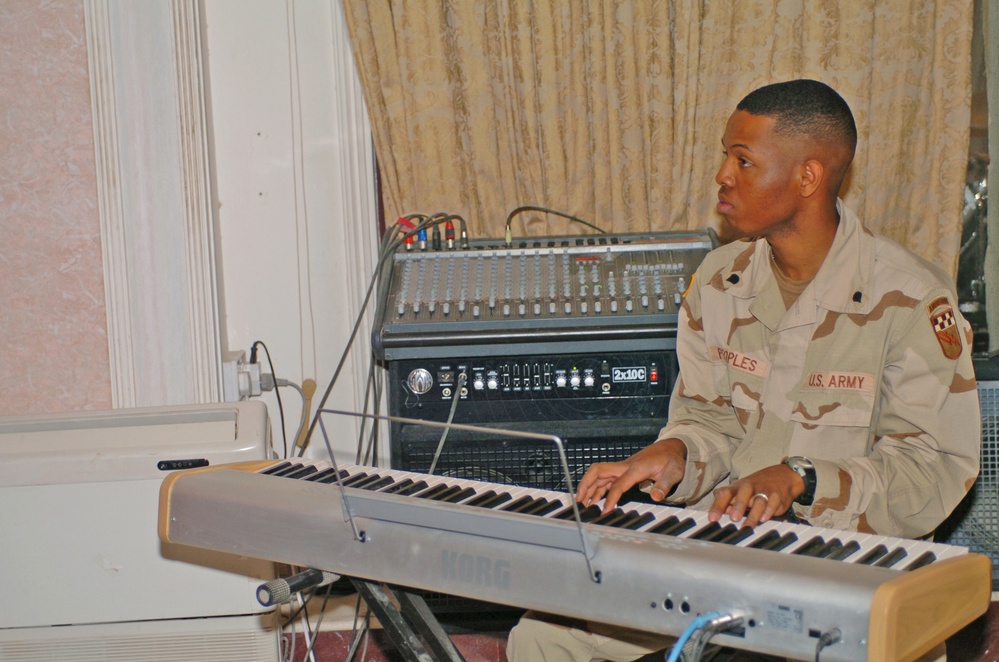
[158,460,991,662]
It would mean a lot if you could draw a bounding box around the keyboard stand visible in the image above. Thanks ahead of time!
[351,579,467,662]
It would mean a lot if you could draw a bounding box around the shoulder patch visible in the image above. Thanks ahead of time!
[927,296,962,360]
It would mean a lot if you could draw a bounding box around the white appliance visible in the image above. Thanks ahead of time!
[0,401,281,662]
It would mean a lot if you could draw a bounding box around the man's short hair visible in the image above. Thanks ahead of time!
[737,79,857,156]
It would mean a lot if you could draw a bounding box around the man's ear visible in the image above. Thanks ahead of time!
[799,159,824,198]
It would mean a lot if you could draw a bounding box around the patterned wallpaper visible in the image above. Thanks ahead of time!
[0,1,112,416]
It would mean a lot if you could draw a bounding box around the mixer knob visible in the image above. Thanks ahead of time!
[428,301,436,314]
[549,302,557,315]
[610,300,618,313]
[625,299,633,312]
[594,301,602,314]
[674,292,683,306]
[397,303,406,316]
[519,303,526,316]
[564,302,572,315]
[555,375,567,388]
[458,300,466,313]
[580,302,588,315]
[442,302,451,316]
[473,304,481,318]
[503,303,511,316]
[641,295,649,308]
[658,298,665,311]
[534,302,541,316]
[413,301,421,314]
[406,369,433,395]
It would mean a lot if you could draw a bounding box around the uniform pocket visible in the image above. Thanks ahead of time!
[790,372,876,429]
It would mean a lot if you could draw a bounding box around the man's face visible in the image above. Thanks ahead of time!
[715,110,804,239]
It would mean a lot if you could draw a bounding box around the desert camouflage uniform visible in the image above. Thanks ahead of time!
[661,201,980,538]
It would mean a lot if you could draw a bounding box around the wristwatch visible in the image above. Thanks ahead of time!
[784,456,816,506]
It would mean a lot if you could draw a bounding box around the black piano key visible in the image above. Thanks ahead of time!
[412,483,452,500]
[261,461,293,475]
[591,509,630,527]
[749,530,799,551]
[441,487,477,503]
[499,496,538,512]
[383,479,427,495]
[904,551,937,571]
[350,474,393,490]
[873,547,908,568]
[357,475,396,491]
[282,464,318,479]
[811,539,843,559]
[857,545,890,565]
[551,504,601,521]
[419,484,463,501]
[341,472,372,487]
[648,517,697,537]
[826,540,862,561]
[747,530,781,549]
[690,522,724,541]
[464,491,513,509]
[617,512,656,531]
[522,499,562,516]
[718,526,756,545]
[792,536,828,556]
[307,468,347,484]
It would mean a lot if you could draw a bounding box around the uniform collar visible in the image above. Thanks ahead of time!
[715,200,873,315]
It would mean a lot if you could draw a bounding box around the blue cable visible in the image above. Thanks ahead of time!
[665,612,721,662]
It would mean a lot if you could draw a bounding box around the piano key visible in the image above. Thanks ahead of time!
[648,516,697,537]
[414,483,460,500]
[791,536,828,556]
[306,467,348,484]
[873,547,908,568]
[904,551,937,571]
[614,511,656,531]
[690,522,726,541]
[826,540,862,561]
[857,544,890,565]
[463,490,512,509]
[261,461,296,476]
[717,526,756,545]
[590,509,633,527]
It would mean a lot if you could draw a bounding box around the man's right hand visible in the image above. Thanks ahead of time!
[575,438,688,514]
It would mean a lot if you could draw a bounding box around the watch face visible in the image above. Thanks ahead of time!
[788,456,813,472]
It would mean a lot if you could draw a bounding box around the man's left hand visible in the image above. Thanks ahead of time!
[708,464,805,528]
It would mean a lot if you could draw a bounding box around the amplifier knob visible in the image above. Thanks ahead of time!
[487,377,499,390]
[570,374,581,388]
[555,375,567,388]
[473,377,485,390]
[584,374,595,387]
[407,369,433,394]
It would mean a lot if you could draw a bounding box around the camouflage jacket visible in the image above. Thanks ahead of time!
[660,202,980,538]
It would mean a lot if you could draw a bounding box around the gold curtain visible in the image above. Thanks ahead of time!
[341,0,972,273]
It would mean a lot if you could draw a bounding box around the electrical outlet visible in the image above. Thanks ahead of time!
[222,350,263,401]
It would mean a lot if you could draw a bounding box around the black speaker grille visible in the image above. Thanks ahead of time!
[937,380,999,588]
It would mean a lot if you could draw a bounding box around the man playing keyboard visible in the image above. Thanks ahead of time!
[507,79,981,661]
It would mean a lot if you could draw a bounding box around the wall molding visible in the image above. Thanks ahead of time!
[84,0,222,407]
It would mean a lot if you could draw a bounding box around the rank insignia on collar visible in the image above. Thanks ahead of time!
[927,296,962,360]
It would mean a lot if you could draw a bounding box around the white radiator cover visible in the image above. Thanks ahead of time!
[0,402,280,661]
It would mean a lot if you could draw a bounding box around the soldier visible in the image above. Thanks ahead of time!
[507,79,980,661]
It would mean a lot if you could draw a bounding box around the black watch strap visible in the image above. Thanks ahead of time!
[784,456,816,506]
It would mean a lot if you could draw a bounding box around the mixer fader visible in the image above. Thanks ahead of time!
[372,231,714,360]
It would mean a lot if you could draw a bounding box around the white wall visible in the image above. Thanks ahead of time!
[202,0,383,464]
